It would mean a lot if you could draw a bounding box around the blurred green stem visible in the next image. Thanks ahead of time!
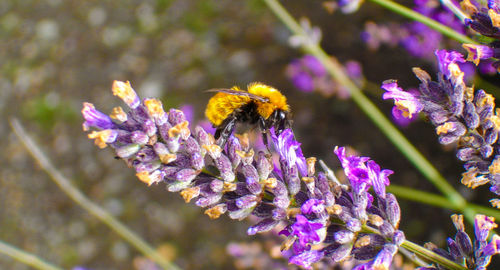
[262,0,477,221]
[388,185,500,220]
[0,241,63,270]
[367,0,477,45]
[9,119,180,270]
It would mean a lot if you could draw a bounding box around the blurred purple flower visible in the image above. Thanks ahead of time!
[286,55,363,98]
[401,22,442,58]
[362,0,468,63]
[179,104,194,123]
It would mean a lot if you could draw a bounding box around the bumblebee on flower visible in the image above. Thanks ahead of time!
[205,82,292,148]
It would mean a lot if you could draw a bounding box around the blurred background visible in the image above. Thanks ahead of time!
[1,0,499,269]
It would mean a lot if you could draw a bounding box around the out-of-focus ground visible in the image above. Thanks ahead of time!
[1,0,498,269]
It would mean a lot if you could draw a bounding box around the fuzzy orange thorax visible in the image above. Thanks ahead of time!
[247,82,289,119]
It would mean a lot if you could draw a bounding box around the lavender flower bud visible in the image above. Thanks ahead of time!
[384,193,401,228]
[334,230,355,244]
[247,218,280,235]
[256,152,272,180]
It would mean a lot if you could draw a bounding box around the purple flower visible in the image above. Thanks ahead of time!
[334,147,371,193]
[435,49,466,79]
[291,71,315,92]
[285,55,357,98]
[179,104,194,123]
[344,60,363,79]
[302,55,326,77]
[81,103,116,131]
[382,81,423,123]
[334,147,394,200]
[478,60,498,75]
[291,214,324,248]
[401,22,442,58]
[353,244,397,270]
[462,43,499,65]
[474,215,497,242]
[286,56,322,93]
[288,249,324,269]
[367,160,393,198]
[362,0,466,61]
[271,128,307,177]
[301,199,325,215]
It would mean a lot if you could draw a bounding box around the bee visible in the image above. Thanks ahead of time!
[205,82,292,148]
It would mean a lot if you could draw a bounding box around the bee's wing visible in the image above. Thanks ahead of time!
[206,88,269,102]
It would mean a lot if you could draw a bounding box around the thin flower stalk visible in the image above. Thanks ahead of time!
[0,240,63,270]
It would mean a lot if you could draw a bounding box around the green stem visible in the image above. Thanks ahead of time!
[362,226,468,270]
[262,0,469,213]
[440,0,469,22]
[402,240,468,270]
[367,0,477,45]
[0,240,63,270]
[9,119,180,270]
[388,185,500,220]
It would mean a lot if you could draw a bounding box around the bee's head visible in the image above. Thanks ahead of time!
[272,109,292,135]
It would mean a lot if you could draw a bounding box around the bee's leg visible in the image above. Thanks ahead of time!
[262,131,272,152]
[258,117,271,152]
[216,116,237,149]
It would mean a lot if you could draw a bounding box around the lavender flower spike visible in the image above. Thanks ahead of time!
[383,50,500,202]
[462,0,500,70]
[83,80,407,269]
